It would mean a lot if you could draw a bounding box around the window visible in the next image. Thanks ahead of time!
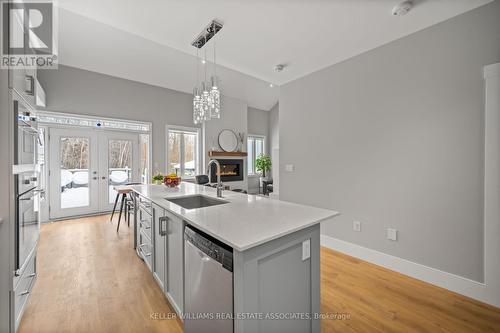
[167,126,200,178]
[247,135,265,175]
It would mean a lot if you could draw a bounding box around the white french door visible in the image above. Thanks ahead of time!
[49,128,139,219]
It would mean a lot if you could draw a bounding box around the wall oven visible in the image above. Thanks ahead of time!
[14,98,39,167]
[14,172,40,275]
[13,93,42,275]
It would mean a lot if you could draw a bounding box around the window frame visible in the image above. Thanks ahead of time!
[166,125,201,180]
[247,134,266,177]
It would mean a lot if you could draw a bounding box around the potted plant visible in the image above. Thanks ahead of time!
[152,172,164,185]
[255,154,272,187]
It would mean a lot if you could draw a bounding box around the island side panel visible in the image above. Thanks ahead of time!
[233,224,321,333]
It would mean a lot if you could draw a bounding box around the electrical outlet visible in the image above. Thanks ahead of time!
[302,239,310,261]
[285,164,295,172]
[387,228,398,241]
[353,220,361,232]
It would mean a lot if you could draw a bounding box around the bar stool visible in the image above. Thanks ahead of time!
[110,186,133,232]
[124,182,142,225]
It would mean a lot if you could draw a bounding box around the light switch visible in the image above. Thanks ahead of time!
[353,220,361,232]
[387,228,397,241]
[302,239,311,260]
[285,164,295,172]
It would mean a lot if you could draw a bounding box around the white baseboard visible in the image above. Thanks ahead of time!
[320,234,499,308]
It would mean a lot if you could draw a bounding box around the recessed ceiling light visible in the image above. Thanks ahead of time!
[269,83,274,88]
[392,1,413,16]
[201,59,206,64]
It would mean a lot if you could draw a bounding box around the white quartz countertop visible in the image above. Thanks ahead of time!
[130,183,339,251]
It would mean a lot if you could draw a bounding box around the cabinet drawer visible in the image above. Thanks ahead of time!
[138,197,152,214]
[139,207,153,240]
[14,254,36,328]
[139,230,153,271]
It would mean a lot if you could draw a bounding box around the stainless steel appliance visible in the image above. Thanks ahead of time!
[184,226,233,333]
[14,97,39,167]
[13,94,42,275]
[15,175,40,274]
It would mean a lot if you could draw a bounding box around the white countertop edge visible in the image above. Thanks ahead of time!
[132,184,339,252]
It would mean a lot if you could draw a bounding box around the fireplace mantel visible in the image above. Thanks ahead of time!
[208,151,248,157]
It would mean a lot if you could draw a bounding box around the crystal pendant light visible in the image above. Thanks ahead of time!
[201,81,211,121]
[210,76,220,118]
[193,86,202,124]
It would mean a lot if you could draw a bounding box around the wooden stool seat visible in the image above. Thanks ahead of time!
[115,187,133,194]
[110,186,134,232]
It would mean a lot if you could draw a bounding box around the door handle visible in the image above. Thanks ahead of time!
[25,75,34,95]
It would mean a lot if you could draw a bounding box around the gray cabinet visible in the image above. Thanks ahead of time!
[137,199,153,272]
[165,211,184,316]
[14,252,37,331]
[233,224,321,333]
[152,204,167,290]
[6,1,37,106]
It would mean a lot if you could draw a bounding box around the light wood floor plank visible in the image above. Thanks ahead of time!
[18,215,500,333]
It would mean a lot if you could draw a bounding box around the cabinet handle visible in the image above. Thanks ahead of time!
[159,216,169,236]
[139,244,152,257]
[20,290,30,296]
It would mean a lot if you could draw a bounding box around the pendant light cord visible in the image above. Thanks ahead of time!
[196,47,199,88]
[204,36,208,84]
[213,22,217,77]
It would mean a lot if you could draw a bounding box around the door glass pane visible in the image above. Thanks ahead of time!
[140,134,149,184]
[60,137,89,209]
[108,140,132,203]
[247,138,254,175]
[255,138,264,159]
[183,133,196,177]
[168,132,182,175]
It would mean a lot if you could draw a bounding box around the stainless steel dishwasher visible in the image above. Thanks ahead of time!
[184,225,233,333]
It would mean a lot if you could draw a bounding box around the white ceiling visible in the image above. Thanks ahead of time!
[56,0,492,110]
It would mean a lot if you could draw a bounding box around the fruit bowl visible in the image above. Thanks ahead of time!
[164,175,181,188]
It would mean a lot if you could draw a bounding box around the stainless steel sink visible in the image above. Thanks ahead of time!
[166,195,228,210]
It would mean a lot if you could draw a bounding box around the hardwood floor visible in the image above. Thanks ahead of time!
[19,215,500,333]
[321,248,500,333]
[18,215,183,333]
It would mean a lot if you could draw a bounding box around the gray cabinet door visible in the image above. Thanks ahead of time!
[166,212,184,315]
[152,204,166,290]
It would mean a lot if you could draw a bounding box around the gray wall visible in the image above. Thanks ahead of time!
[205,97,249,191]
[247,107,269,140]
[38,65,197,173]
[280,1,500,282]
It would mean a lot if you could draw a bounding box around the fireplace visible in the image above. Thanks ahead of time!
[210,159,244,183]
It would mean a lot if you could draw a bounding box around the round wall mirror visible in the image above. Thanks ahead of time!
[218,129,238,152]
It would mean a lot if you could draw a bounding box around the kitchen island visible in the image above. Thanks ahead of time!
[130,183,338,333]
